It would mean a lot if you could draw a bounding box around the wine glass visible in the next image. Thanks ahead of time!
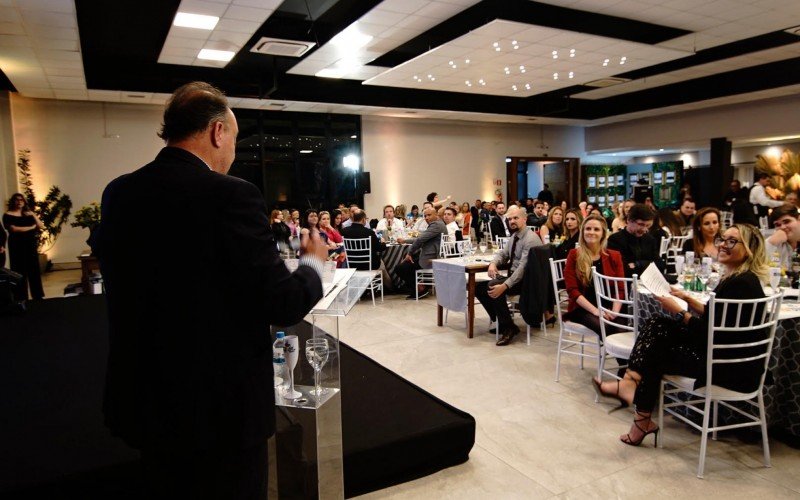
[769,267,781,294]
[706,272,720,293]
[674,255,685,277]
[697,267,711,297]
[479,241,487,255]
[305,338,330,400]
[283,335,302,399]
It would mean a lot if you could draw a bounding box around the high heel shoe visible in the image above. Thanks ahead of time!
[621,412,659,447]
[592,378,629,408]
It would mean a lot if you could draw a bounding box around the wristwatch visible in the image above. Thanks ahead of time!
[674,310,688,322]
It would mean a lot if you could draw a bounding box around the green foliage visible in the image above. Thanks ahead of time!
[16,149,72,253]
[71,202,101,230]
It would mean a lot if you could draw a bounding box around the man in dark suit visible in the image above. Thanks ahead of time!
[395,207,446,299]
[341,210,384,269]
[96,82,326,499]
[489,201,511,241]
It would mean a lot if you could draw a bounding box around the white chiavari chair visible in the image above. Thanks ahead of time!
[343,237,383,305]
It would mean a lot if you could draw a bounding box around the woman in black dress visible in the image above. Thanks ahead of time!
[593,223,769,446]
[3,193,45,300]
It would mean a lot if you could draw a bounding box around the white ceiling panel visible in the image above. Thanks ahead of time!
[362,20,689,97]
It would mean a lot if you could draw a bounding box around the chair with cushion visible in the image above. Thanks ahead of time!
[592,267,638,384]
[657,292,782,478]
[550,257,601,382]
[343,237,383,305]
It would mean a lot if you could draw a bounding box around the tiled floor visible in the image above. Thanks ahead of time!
[40,272,800,498]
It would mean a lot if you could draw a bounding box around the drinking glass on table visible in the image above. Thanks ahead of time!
[305,338,330,400]
[479,241,487,255]
[706,272,720,293]
[674,255,685,277]
[283,335,302,399]
[769,267,782,294]
[697,266,711,297]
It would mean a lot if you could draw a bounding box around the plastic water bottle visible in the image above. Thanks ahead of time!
[543,234,550,245]
[273,331,286,388]
[273,347,289,396]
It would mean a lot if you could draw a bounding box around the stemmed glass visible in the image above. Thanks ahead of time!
[769,267,782,294]
[697,267,711,297]
[674,255,685,278]
[706,273,720,293]
[283,335,303,399]
[479,241,487,255]
[305,338,330,400]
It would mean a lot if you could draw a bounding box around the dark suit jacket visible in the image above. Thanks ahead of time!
[470,206,481,229]
[607,229,664,278]
[489,215,511,240]
[341,223,385,270]
[97,147,322,452]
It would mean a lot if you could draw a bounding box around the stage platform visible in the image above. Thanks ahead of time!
[0,296,475,498]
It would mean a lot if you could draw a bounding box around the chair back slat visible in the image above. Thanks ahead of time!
[704,292,782,392]
[496,236,510,251]
[343,237,373,269]
[549,258,568,321]
[592,267,638,343]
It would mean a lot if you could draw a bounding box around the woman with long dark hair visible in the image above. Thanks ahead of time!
[682,207,721,259]
[555,208,582,260]
[3,193,45,300]
[270,209,292,252]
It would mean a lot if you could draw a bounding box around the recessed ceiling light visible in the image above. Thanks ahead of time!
[552,50,558,59]
[512,85,517,91]
[495,47,501,52]
[493,42,499,47]
[465,59,470,64]
[300,149,313,154]
[449,60,454,65]
[603,58,609,67]
[465,80,471,86]
[525,83,531,90]
[428,74,433,79]
[198,48,235,61]
[479,79,486,86]
[174,12,219,30]
[568,72,574,79]
[620,56,627,65]
[659,148,665,152]
[553,73,558,80]
[512,40,518,45]
[351,135,357,139]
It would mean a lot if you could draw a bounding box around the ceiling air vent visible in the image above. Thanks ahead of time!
[583,77,631,88]
[250,37,315,57]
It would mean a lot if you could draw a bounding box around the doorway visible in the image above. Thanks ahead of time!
[506,156,581,207]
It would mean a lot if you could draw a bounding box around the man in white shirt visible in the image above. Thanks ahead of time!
[342,204,367,228]
[442,207,459,238]
[376,205,405,232]
[750,172,784,218]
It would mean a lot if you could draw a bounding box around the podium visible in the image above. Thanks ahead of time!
[271,269,376,499]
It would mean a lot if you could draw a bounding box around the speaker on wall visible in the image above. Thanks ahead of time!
[360,172,371,193]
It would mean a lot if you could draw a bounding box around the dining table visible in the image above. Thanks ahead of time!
[381,243,412,289]
[431,256,491,338]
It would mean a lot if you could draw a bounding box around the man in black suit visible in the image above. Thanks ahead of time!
[489,201,512,241]
[97,82,326,499]
[607,203,664,278]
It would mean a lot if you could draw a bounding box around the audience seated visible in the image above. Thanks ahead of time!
[766,204,800,269]
[563,215,624,335]
[594,224,769,447]
[526,200,547,227]
[674,197,696,231]
[376,204,405,232]
[342,204,364,228]
[607,203,664,278]
[442,206,460,238]
[539,206,565,241]
[488,201,511,240]
[395,207,446,299]
[682,207,721,259]
[555,208,582,260]
[413,201,434,231]
[476,207,544,346]
[270,209,292,251]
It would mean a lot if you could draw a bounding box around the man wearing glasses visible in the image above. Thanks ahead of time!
[607,203,665,278]
[766,204,800,270]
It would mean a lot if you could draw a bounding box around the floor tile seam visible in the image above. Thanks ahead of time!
[470,442,560,497]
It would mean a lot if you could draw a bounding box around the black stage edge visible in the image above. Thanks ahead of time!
[0,296,475,498]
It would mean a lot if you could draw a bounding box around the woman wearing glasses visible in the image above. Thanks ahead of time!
[682,207,721,259]
[593,223,769,447]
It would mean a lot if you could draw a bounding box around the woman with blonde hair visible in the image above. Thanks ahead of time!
[539,206,565,241]
[594,223,770,447]
[563,215,625,335]
[682,207,721,259]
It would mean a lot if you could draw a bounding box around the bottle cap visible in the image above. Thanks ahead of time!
[276,331,285,338]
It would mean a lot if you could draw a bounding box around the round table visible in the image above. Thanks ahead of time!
[381,244,412,289]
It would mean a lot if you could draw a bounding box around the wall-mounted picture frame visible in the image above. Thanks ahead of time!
[616,174,624,185]
[588,195,597,203]
[598,176,606,188]
[629,173,638,184]
[607,175,616,187]
[666,171,676,183]
[588,176,596,188]
[653,172,663,184]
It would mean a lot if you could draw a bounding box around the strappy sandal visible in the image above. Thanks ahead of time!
[621,411,659,447]
[592,377,629,408]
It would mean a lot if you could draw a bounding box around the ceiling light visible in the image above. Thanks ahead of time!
[505,158,512,163]
[568,72,574,79]
[449,60,454,65]
[493,42,499,47]
[570,49,576,57]
[465,59,470,64]
[495,47,501,52]
[552,50,558,59]
[351,135,357,139]
[198,49,235,62]
[512,85,517,91]
[430,77,436,81]
[659,148,665,152]
[525,83,531,90]
[174,12,219,30]
[603,58,609,67]
[479,79,486,86]
[330,26,372,50]
[553,73,558,80]
[465,80,471,86]
[343,154,360,169]
[300,149,313,154]
[620,56,627,65]
[512,40,518,45]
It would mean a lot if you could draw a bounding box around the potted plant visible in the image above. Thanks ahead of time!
[71,202,101,253]
[17,149,72,272]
